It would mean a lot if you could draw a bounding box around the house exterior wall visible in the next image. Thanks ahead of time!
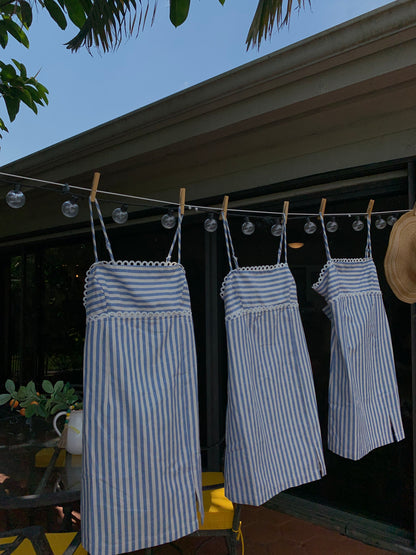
[0,2,415,551]
[0,0,415,242]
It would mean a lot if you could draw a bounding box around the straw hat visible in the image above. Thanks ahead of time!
[384,209,416,304]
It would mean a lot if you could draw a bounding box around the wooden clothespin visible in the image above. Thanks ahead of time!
[90,172,101,203]
[220,195,229,221]
[179,188,186,215]
[283,201,289,220]
[319,198,327,216]
[366,199,375,218]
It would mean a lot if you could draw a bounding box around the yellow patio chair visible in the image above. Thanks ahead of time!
[146,471,242,554]
[193,471,243,554]
[0,526,87,555]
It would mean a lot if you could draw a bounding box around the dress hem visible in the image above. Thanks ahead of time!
[224,467,325,507]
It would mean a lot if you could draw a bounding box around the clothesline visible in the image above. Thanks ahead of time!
[0,170,409,219]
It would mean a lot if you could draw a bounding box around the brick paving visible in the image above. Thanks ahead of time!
[0,502,398,554]
[132,505,397,554]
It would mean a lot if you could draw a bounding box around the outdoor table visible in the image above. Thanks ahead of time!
[0,435,80,517]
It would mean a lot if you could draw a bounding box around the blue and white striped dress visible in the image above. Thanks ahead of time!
[221,215,326,506]
[81,200,203,555]
[313,214,405,460]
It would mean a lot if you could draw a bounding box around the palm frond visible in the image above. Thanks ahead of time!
[65,0,157,53]
[246,0,310,49]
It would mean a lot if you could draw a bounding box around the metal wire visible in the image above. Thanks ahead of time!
[0,170,408,218]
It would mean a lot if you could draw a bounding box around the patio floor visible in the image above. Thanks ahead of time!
[133,504,396,555]
[0,503,398,554]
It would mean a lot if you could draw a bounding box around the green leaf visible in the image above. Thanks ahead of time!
[3,95,20,123]
[51,403,68,414]
[3,19,29,48]
[0,23,9,48]
[64,0,87,28]
[0,393,12,405]
[11,59,27,78]
[5,379,16,394]
[0,118,8,133]
[37,404,47,418]
[26,381,36,394]
[25,404,35,418]
[170,0,190,27]
[44,0,68,30]
[1,63,16,81]
[42,380,54,394]
[17,386,26,396]
[20,1,33,27]
[54,380,64,393]
[218,0,225,4]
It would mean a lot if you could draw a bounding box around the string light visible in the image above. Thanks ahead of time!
[304,217,317,235]
[352,216,364,231]
[203,213,217,232]
[6,184,25,209]
[161,210,176,230]
[0,171,411,223]
[375,215,387,229]
[112,204,128,224]
[61,197,79,218]
[270,218,282,237]
[241,217,255,236]
[387,214,398,226]
[326,217,338,233]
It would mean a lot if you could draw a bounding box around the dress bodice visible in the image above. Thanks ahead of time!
[84,261,191,320]
[312,257,381,301]
[221,263,299,318]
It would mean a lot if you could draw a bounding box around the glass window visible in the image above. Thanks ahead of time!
[222,191,412,532]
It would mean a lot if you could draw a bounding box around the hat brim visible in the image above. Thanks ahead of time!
[384,211,416,304]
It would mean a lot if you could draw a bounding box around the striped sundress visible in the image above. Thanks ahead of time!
[82,200,203,555]
[221,214,326,506]
[313,214,405,460]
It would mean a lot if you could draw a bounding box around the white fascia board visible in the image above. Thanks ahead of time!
[1,0,415,182]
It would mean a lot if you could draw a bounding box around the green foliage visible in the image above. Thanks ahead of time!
[169,0,190,27]
[65,0,155,53]
[0,56,49,139]
[43,0,68,30]
[0,0,308,136]
[0,379,82,420]
[246,0,311,49]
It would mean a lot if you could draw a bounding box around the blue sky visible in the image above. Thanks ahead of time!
[1,0,394,165]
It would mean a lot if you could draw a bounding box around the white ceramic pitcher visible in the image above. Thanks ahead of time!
[53,409,83,455]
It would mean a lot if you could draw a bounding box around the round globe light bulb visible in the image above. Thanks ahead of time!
[204,214,217,232]
[304,218,317,235]
[241,218,255,236]
[375,216,387,230]
[112,206,128,224]
[270,221,282,237]
[6,188,25,209]
[61,199,79,218]
[161,212,176,229]
[326,218,338,233]
[387,214,398,226]
[352,216,364,232]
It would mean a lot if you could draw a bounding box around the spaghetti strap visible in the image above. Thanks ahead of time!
[365,214,372,258]
[89,198,115,263]
[166,207,183,263]
[222,215,239,271]
[277,215,288,264]
[319,214,332,260]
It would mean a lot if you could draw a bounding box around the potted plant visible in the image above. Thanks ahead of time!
[0,379,82,442]
[0,379,82,418]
